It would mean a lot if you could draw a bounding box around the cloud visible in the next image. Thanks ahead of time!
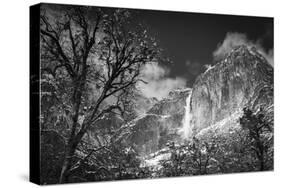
[185,60,192,67]
[213,32,274,67]
[138,62,187,99]
[260,49,274,67]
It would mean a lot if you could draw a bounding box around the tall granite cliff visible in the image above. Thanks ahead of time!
[190,45,273,134]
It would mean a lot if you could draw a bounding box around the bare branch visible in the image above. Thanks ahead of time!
[40,29,77,78]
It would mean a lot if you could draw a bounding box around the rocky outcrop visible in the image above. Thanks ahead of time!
[128,89,191,156]
[83,88,190,156]
[190,45,273,134]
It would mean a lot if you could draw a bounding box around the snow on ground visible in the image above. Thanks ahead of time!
[196,110,243,138]
[144,152,171,167]
[141,148,171,169]
[203,65,215,75]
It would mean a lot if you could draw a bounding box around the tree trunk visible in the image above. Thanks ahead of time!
[255,129,264,171]
[59,64,87,184]
[59,143,76,183]
[257,148,264,171]
[59,128,87,183]
[259,157,264,171]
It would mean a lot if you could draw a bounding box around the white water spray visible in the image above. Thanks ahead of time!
[181,91,193,139]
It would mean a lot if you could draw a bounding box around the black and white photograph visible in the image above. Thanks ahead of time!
[30,2,273,185]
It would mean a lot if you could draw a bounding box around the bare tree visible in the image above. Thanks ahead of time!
[40,6,160,183]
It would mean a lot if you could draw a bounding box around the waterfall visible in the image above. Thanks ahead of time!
[181,91,193,139]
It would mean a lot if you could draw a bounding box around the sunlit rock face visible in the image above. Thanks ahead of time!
[190,45,273,134]
[128,89,191,156]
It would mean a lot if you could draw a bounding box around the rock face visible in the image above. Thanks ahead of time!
[128,89,191,156]
[190,45,273,134]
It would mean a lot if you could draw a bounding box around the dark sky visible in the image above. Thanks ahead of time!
[44,3,274,88]
[133,9,273,86]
